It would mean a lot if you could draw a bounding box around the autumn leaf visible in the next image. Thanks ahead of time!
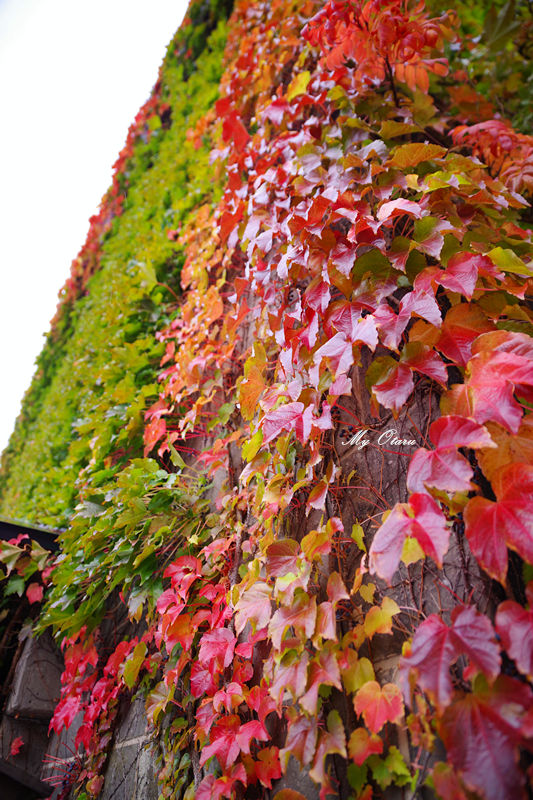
[196,766,247,800]
[256,746,282,788]
[400,342,448,387]
[309,710,347,784]
[369,493,449,584]
[432,762,468,800]
[477,418,533,480]
[379,120,419,138]
[268,593,317,649]
[200,715,268,770]
[339,648,375,694]
[198,628,237,670]
[365,356,414,416]
[10,737,24,756]
[348,728,383,765]
[234,582,273,635]
[161,613,195,652]
[287,71,311,101]
[443,351,533,433]
[123,641,147,689]
[300,649,342,715]
[472,330,533,360]
[388,142,447,168]
[464,463,533,583]
[407,416,495,494]
[273,791,308,800]
[353,682,404,733]
[222,115,249,153]
[164,556,202,600]
[49,695,81,734]
[486,246,532,276]
[26,582,44,604]
[239,366,266,420]
[279,705,317,770]
[436,303,495,367]
[377,198,424,222]
[145,681,174,726]
[399,607,501,713]
[437,676,532,800]
[496,596,533,680]
[436,252,495,299]
[363,597,400,639]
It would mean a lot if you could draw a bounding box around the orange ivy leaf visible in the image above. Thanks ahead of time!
[348,728,383,765]
[353,681,404,733]
[388,142,447,168]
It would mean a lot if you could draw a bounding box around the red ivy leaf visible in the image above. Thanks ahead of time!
[399,607,501,713]
[496,598,533,679]
[438,676,532,800]
[26,583,44,604]
[366,357,414,416]
[222,116,249,153]
[432,762,468,800]
[196,764,247,800]
[10,737,24,756]
[464,463,533,583]
[436,304,495,367]
[369,493,449,584]
[400,342,448,387]
[198,628,237,671]
[266,539,300,577]
[435,252,495,299]
[279,705,317,770]
[300,649,342,716]
[164,556,202,600]
[49,695,81,735]
[443,351,533,434]
[407,416,495,494]
[256,746,282,789]
[309,710,347,785]
[269,651,309,711]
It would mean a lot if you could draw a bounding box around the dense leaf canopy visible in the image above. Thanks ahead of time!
[2,1,533,799]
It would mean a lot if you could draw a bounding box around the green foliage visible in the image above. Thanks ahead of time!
[0,11,229,528]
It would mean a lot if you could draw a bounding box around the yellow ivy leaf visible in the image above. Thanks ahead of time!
[364,597,400,639]
[238,366,266,420]
[359,582,376,604]
[401,536,425,567]
[379,120,419,138]
[351,523,366,552]
[340,650,376,694]
[287,70,311,102]
[388,142,447,168]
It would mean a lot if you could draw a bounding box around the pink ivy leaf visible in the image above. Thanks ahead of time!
[369,493,449,584]
[399,607,500,713]
[10,737,24,756]
[407,416,495,494]
[198,628,237,671]
[26,583,44,604]
[377,198,424,223]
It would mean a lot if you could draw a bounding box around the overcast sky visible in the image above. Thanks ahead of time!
[0,0,188,453]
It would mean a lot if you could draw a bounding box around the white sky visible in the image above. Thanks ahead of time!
[0,0,189,453]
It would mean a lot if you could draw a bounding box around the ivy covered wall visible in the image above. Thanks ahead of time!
[0,0,232,527]
[2,2,533,800]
